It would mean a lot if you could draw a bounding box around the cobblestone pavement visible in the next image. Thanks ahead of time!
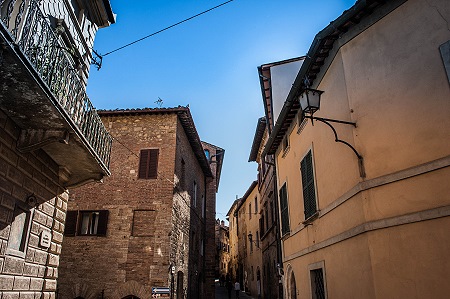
[215,282,255,299]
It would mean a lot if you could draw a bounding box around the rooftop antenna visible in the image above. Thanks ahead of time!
[155,97,163,107]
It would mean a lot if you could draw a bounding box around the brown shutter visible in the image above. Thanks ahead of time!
[64,210,78,236]
[138,149,150,179]
[148,149,159,179]
[96,210,109,236]
[138,149,159,179]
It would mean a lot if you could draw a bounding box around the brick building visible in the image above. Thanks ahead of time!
[58,107,224,299]
[0,1,114,298]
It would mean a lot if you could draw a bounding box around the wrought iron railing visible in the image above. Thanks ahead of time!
[0,0,112,169]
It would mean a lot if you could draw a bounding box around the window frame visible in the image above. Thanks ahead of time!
[138,148,159,180]
[308,261,328,299]
[64,210,109,237]
[6,204,34,258]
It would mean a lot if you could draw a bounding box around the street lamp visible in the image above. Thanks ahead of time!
[297,81,365,177]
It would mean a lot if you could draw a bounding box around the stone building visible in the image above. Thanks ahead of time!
[58,107,223,299]
[261,0,450,298]
[215,219,230,281]
[0,1,114,298]
[248,116,282,299]
[226,199,240,283]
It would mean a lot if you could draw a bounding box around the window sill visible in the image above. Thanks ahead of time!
[302,211,320,225]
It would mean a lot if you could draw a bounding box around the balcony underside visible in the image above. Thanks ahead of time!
[0,33,108,188]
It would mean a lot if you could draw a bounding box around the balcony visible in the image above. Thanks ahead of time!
[0,0,111,187]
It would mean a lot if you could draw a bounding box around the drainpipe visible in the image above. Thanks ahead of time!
[272,161,284,299]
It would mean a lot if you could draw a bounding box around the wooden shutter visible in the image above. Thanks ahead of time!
[96,210,109,236]
[301,151,317,219]
[148,149,159,179]
[279,183,290,235]
[138,149,159,179]
[64,210,78,236]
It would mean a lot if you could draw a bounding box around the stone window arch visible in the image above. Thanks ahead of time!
[285,264,298,299]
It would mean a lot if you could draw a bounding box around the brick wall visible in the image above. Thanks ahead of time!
[0,109,68,299]
[58,112,213,299]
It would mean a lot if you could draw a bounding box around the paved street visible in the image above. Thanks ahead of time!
[215,282,255,299]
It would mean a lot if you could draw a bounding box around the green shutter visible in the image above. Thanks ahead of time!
[301,151,317,219]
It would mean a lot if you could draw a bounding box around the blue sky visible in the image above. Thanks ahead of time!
[87,0,356,222]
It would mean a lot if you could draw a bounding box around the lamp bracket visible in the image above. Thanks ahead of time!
[304,115,366,178]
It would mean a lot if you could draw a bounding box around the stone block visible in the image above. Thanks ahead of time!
[23,263,39,277]
[0,274,14,290]
[3,256,24,275]
[12,276,30,290]
[43,279,56,291]
[29,278,44,291]
[1,292,20,299]
[18,292,35,299]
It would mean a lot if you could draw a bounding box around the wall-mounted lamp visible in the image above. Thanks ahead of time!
[247,233,260,249]
[298,81,365,178]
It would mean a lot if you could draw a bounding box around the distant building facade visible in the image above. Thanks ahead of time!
[262,0,450,298]
[0,1,114,298]
[249,116,283,299]
[215,219,230,281]
[58,107,223,299]
[226,199,240,283]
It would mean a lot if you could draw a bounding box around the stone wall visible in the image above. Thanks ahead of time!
[0,109,68,299]
[58,111,214,299]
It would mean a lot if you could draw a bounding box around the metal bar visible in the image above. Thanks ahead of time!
[304,115,366,177]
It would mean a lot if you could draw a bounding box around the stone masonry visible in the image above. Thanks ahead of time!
[0,109,69,299]
[58,108,223,299]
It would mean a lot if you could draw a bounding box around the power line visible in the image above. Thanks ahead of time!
[101,0,236,57]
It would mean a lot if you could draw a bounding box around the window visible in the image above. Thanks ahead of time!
[138,149,159,179]
[282,135,289,152]
[301,150,317,219]
[310,266,327,299]
[192,181,197,207]
[64,210,109,236]
[7,205,32,257]
[270,201,275,224]
[254,196,258,214]
[181,159,186,188]
[249,204,252,219]
[256,231,259,248]
[440,40,450,84]
[201,194,205,218]
[279,183,290,235]
[259,215,265,235]
[80,211,99,235]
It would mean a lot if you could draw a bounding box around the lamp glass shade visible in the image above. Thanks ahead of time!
[299,88,323,114]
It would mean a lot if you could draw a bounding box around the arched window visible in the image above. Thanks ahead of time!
[289,271,297,299]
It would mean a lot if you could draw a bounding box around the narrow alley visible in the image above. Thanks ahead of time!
[215,282,255,299]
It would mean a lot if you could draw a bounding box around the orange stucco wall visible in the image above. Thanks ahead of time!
[275,0,450,298]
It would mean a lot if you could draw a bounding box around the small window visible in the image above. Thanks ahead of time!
[440,40,450,84]
[64,210,109,236]
[254,196,258,214]
[138,149,159,179]
[310,268,327,299]
[301,150,317,219]
[282,136,289,152]
[204,149,210,161]
[249,204,252,219]
[192,181,197,207]
[201,194,205,218]
[279,183,290,235]
[7,205,32,257]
